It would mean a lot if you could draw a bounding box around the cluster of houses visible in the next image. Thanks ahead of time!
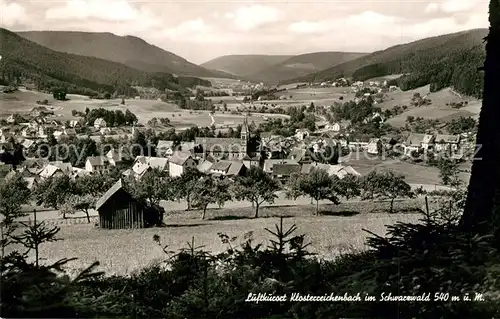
[402,132,467,157]
[1,105,472,202]
[1,111,474,230]
[0,106,143,156]
[312,78,398,93]
[1,117,367,192]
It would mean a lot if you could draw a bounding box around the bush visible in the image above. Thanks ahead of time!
[2,210,500,318]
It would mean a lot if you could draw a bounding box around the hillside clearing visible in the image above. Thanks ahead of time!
[377,85,481,127]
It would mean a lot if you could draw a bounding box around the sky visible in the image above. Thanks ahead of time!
[0,0,489,64]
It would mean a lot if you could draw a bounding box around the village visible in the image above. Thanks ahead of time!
[0,76,477,233]
[0,73,479,277]
[1,78,475,180]
[2,1,499,314]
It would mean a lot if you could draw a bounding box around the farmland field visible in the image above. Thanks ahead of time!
[341,156,470,187]
[379,86,481,127]
[275,86,355,103]
[12,200,424,276]
[0,89,278,130]
[201,77,245,87]
[365,74,404,82]
[2,84,480,130]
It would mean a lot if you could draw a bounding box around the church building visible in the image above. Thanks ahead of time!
[195,117,250,160]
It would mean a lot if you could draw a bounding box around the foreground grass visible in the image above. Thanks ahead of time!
[12,201,422,275]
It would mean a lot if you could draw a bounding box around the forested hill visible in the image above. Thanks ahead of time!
[201,55,293,78]
[245,51,367,84]
[0,28,211,97]
[17,30,235,79]
[287,29,487,98]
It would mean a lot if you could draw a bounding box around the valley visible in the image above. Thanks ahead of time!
[0,15,492,317]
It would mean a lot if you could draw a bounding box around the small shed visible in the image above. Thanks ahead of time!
[95,179,164,229]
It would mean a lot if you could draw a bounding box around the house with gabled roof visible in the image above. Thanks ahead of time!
[135,156,169,172]
[85,156,112,174]
[69,120,81,128]
[263,159,299,174]
[123,162,149,180]
[37,124,56,139]
[94,118,107,129]
[0,130,14,144]
[367,138,383,155]
[169,151,196,177]
[295,128,311,141]
[123,156,169,179]
[271,163,301,182]
[22,159,48,175]
[197,159,214,173]
[39,164,65,179]
[435,134,461,153]
[156,140,176,157]
[51,161,73,174]
[403,133,434,155]
[242,154,261,169]
[106,149,125,166]
[21,125,37,138]
[315,121,328,131]
[209,160,246,177]
[4,170,40,190]
[70,167,90,179]
[329,165,361,179]
[21,138,35,150]
[302,163,361,179]
[64,128,77,137]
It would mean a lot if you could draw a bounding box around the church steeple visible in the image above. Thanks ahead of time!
[240,116,249,157]
[240,115,249,141]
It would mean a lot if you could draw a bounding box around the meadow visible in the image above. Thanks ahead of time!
[341,156,471,187]
[15,199,425,276]
[2,82,480,131]
[379,85,481,127]
[0,89,275,130]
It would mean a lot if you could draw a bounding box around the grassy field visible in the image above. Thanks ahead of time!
[11,200,425,276]
[209,86,356,110]
[278,86,355,104]
[0,89,274,130]
[201,77,244,87]
[365,74,404,82]
[2,84,480,130]
[340,156,470,186]
[380,86,481,127]
[377,85,431,111]
[0,89,60,116]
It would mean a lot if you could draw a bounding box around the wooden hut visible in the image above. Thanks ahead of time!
[95,179,163,229]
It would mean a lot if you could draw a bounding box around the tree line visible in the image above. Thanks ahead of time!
[84,108,138,127]
[26,164,417,222]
